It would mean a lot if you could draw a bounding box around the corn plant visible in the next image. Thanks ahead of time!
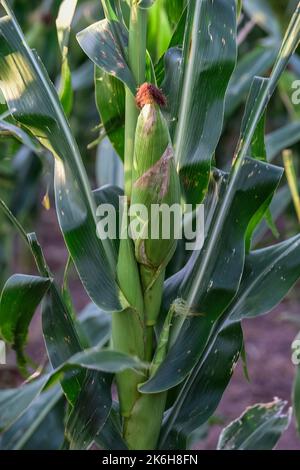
[1,0,300,451]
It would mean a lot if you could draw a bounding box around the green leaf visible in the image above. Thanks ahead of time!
[239,78,278,247]
[96,137,124,188]
[217,399,291,450]
[174,0,237,203]
[147,0,172,61]
[253,184,293,244]
[225,47,278,119]
[155,8,187,86]
[95,403,128,450]
[226,235,300,322]
[164,0,186,27]
[234,76,270,163]
[26,234,121,449]
[0,375,50,432]
[0,274,51,371]
[161,323,243,450]
[66,348,144,373]
[95,67,125,159]
[233,4,300,167]
[161,47,182,139]
[140,157,282,395]
[25,231,85,406]
[0,3,121,312]
[101,0,119,21]
[266,122,300,162]
[65,372,112,450]
[79,302,111,348]
[159,233,300,446]
[77,18,136,94]
[0,347,142,434]
[0,386,64,450]
[41,278,113,450]
[0,118,41,153]
[56,0,78,116]
[42,283,86,405]
[161,234,300,446]
[94,184,123,256]
[250,114,267,162]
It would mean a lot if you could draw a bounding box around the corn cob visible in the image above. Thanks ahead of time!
[131,83,181,328]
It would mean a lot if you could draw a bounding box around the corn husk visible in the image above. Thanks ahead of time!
[131,101,181,270]
[130,84,180,326]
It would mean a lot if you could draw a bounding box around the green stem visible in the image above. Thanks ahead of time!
[145,326,153,362]
[124,392,167,450]
[124,4,148,197]
[114,235,145,417]
[116,2,168,449]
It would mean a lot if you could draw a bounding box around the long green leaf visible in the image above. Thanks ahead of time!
[95,67,125,159]
[26,233,123,449]
[65,372,112,450]
[0,375,50,432]
[0,347,143,433]
[145,1,300,396]
[141,157,282,395]
[0,195,125,448]
[155,8,187,86]
[0,118,41,153]
[79,302,111,348]
[26,232,85,406]
[225,46,278,118]
[95,403,128,450]
[0,386,63,450]
[77,18,136,94]
[266,121,300,161]
[56,0,78,115]
[238,77,279,247]
[226,235,300,323]
[253,184,294,244]
[96,137,124,188]
[66,348,144,373]
[234,2,300,166]
[0,2,121,312]
[161,323,243,450]
[162,233,300,447]
[161,46,182,139]
[174,0,237,203]
[0,274,51,371]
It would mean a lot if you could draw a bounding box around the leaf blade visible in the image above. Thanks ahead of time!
[217,399,291,450]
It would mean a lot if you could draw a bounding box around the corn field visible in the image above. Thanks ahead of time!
[1,0,300,454]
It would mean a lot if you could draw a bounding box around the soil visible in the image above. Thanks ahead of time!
[1,206,300,450]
